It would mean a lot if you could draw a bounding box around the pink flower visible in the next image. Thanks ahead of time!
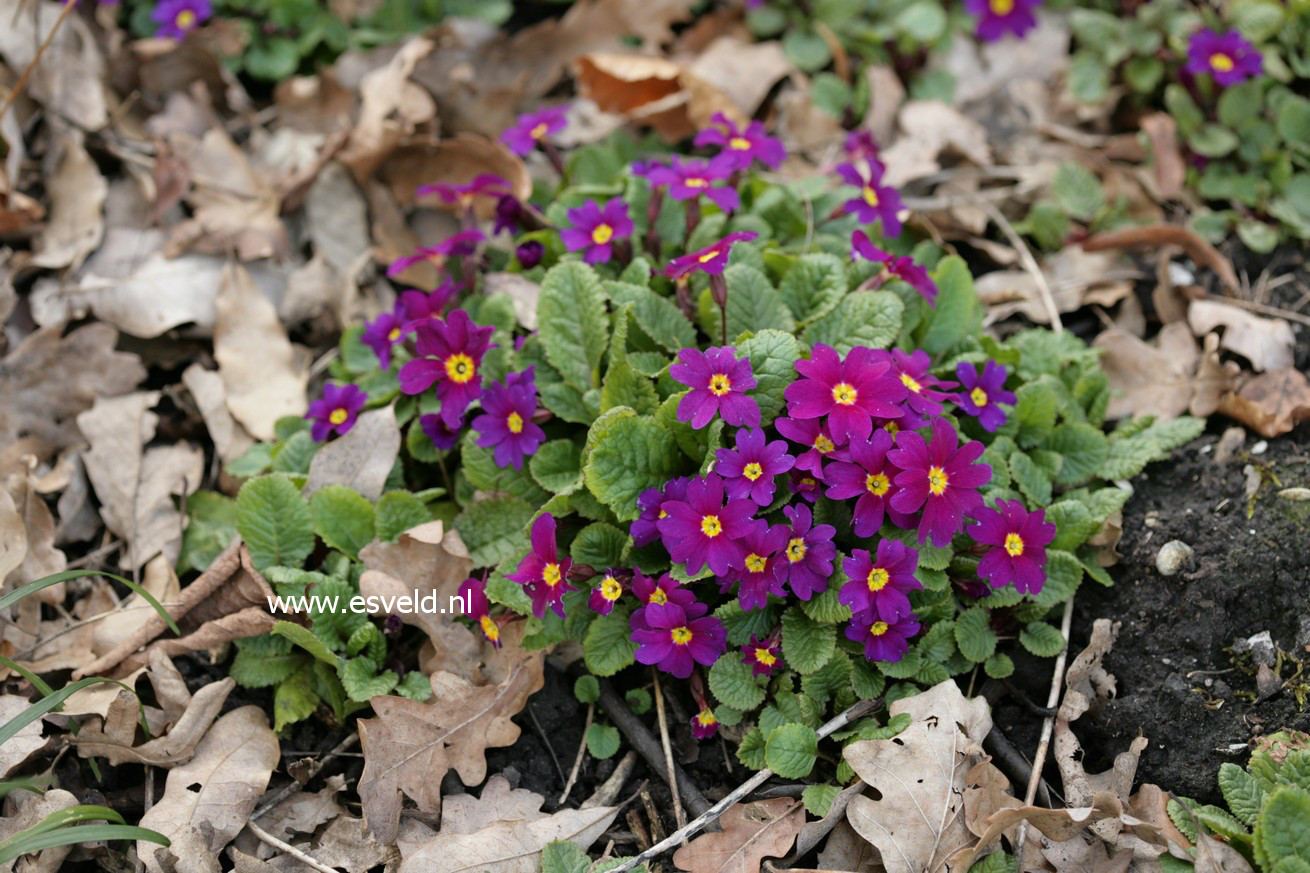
[656,473,764,577]
[840,540,921,620]
[669,346,760,430]
[398,309,495,427]
[631,601,726,679]
[664,231,759,281]
[588,571,625,616]
[846,609,920,662]
[505,514,574,619]
[560,197,634,264]
[837,162,904,237]
[695,112,786,173]
[970,499,1056,594]
[783,344,907,445]
[501,106,569,156]
[888,418,991,548]
[852,230,938,305]
[823,429,901,537]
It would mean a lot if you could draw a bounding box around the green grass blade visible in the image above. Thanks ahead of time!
[0,775,52,800]
[0,678,139,749]
[0,570,179,634]
[0,824,170,864]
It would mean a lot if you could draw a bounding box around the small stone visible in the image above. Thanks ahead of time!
[1213,427,1245,464]
[1252,440,1268,455]
[1256,663,1280,698]
[1155,540,1194,576]
[1236,631,1276,667]
[1297,616,1310,652]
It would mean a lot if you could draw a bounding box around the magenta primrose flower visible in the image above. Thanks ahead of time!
[399,281,459,323]
[657,473,763,577]
[970,499,1056,594]
[506,513,574,619]
[789,469,822,503]
[889,418,991,547]
[775,417,846,479]
[458,578,500,648]
[852,230,938,305]
[691,707,720,740]
[964,0,1041,42]
[695,112,787,173]
[387,231,484,279]
[630,570,698,615]
[715,427,795,506]
[419,413,461,451]
[665,231,759,281]
[840,540,921,620]
[730,523,789,611]
[361,308,406,370]
[741,634,782,677]
[784,344,907,445]
[1185,28,1262,87]
[501,106,569,157]
[891,349,955,418]
[398,309,495,427]
[472,373,545,470]
[844,130,882,163]
[778,503,836,601]
[823,429,899,538]
[561,197,633,264]
[417,175,510,209]
[631,601,726,679]
[837,162,904,237]
[646,156,740,212]
[306,383,367,442]
[152,0,211,38]
[588,571,625,616]
[954,361,1017,432]
[670,346,760,430]
[846,609,920,663]
[631,478,690,547]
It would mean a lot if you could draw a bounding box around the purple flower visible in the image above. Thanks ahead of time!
[964,0,1041,42]
[646,157,740,212]
[784,344,907,445]
[505,514,574,619]
[459,578,500,648]
[152,0,211,38]
[387,231,484,279]
[501,106,569,157]
[560,197,633,265]
[844,130,882,163]
[691,707,720,739]
[420,413,461,451]
[665,231,759,281]
[305,383,367,442]
[954,361,1016,432]
[789,470,821,503]
[398,282,459,323]
[631,478,690,547]
[588,571,625,616]
[516,241,545,269]
[846,609,920,662]
[472,377,545,470]
[840,541,921,620]
[670,346,760,430]
[730,523,789,611]
[715,427,794,505]
[970,499,1056,594]
[823,429,899,538]
[775,417,846,479]
[630,570,698,614]
[417,175,510,209]
[889,418,991,548]
[778,503,836,600]
[657,473,763,577]
[360,309,406,370]
[1185,28,1263,88]
[398,309,495,427]
[695,112,786,173]
[890,349,955,418]
[837,162,904,237]
[494,194,524,235]
[632,601,726,679]
[741,634,782,677]
[852,230,938,305]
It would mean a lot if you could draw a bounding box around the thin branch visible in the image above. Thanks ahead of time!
[0,0,76,124]
[558,702,595,805]
[252,732,359,820]
[969,194,1063,334]
[651,670,686,830]
[246,819,342,873]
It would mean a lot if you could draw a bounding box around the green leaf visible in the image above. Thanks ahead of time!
[1020,622,1066,657]
[606,281,697,352]
[584,608,638,676]
[236,475,315,571]
[1068,52,1109,105]
[782,28,831,72]
[1124,56,1164,94]
[917,257,980,358]
[584,415,684,521]
[1045,423,1110,485]
[1220,762,1266,827]
[968,851,1018,873]
[271,621,341,666]
[339,657,397,701]
[765,723,819,778]
[540,840,591,873]
[230,651,305,688]
[780,253,847,325]
[737,727,768,769]
[570,522,628,570]
[310,484,376,558]
[1256,786,1310,867]
[586,723,621,760]
[1237,220,1279,254]
[714,264,795,340]
[800,586,852,623]
[538,262,609,391]
[737,329,802,425]
[1276,96,1310,144]
[530,440,585,495]
[709,652,766,710]
[1189,123,1240,158]
[273,669,319,731]
[453,497,534,567]
[1046,500,1099,552]
[1051,163,1104,221]
[270,431,318,475]
[1031,549,1082,608]
[374,492,432,542]
[802,784,841,818]
[897,0,947,40]
[574,676,600,705]
[1009,451,1052,506]
[802,291,903,355]
[849,657,886,700]
[461,431,552,505]
[179,491,239,575]
[781,608,836,674]
[954,607,997,663]
[984,652,1015,679]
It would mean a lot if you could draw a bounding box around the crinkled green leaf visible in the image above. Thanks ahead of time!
[802,784,841,818]
[802,291,902,354]
[273,669,319,732]
[605,281,696,352]
[584,415,684,521]
[310,484,376,559]
[1045,422,1110,485]
[737,329,801,425]
[1220,762,1266,827]
[780,253,847,325]
[375,492,432,542]
[538,262,609,391]
[530,440,585,495]
[781,608,836,674]
[1020,621,1066,657]
[954,607,997,662]
[570,522,628,570]
[709,652,767,710]
[461,431,552,504]
[453,497,534,567]
[236,475,315,571]
[1009,451,1052,506]
[339,657,397,702]
[765,723,818,779]
[916,257,981,358]
[584,607,638,676]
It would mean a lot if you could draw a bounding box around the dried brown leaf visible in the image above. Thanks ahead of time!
[816,819,880,873]
[258,774,347,840]
[1140,113,1185,199]
[684,37,793,120]
[338,38,437,181]
[0,695,45,777]
[182,364,255,464]
[0,788,79,873]
[381,134,531,218]
[976,248,1133,325]
[438,775,546,836]
[30,132,107,271]
[0,0,109,130]
[1218,368,1310,438]
[304,162,372,275]
[1187,299,1296,373]
[1083,226,1239,294]
[304,407,401,501]
[880,101,991,188]
[1092,324,1238,421]
[573,53,745,142]
[672,798,805,873]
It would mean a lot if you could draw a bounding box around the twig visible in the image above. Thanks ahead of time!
[558,702,595,804]
[247,819,341,873]
[1200,293,1310,328]
[582,751,638,809]
[651,670,686,830]
[605,699,877,873]
[0,0,77,124]
[1014,596,1076,855]
[983,727,1052,808]
[527,702,567,786]
[252,732,359,820]
[969,193,1063,334]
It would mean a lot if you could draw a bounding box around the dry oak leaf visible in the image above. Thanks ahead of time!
[136,705,280,873]
[672,798,805,873]
[1218,368,1310,438]
[1187,299,1296,373]
[1092,324,1237,421]
[0,457,68,592]
[0,788,80,873]
[573,53,747,142]
[843,679,992,873]
[304,406,401,501]
[257,774,348,840]
[359,655,545,844]
[30,131,108,272]
[0,0,109,130]
[0,695,46,778]
[338,37,437,181]
[879,100,992,189]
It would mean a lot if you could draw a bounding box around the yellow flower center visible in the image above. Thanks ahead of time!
[744,553,767,573]
[601,576,622,600]
[700,515,722,537]
[831,383,858,405]
[445,353,476,384]
[1004,532,1025,557]
[742,462,764,481]
[649,588,669,605]
[862,186,879,207]
[387,327,402,341]
[755,648,777,666]
[884,421,900,436]
[686,177,709,188]
[786,538,807,563]
[800,476,816,488]
[865,473,890,496]
[506,412,524,434]
[870,620,889,636]
[698,250,721,263]
[479,615,500,642]
[900,373,922,393]
[867,567,890,592]
[530,122,549,140]
[990,0,1014,13]
[543,563,562,587]
[970,387,988,407]
[729,137,752,151]
[928,466,949,496]
[814,434,835,453]
[708,373,732,396]
[328,408,348,425]
[1210,53,1234,73]
[591,224,614,245]
[176,8,197,29]
[670,626,693,645]
[696,708,718,726]
[658,509,668,520]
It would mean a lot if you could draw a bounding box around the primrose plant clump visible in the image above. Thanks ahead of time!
[211,105,1203,777]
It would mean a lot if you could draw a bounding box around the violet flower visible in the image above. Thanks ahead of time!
[560,197,633,265]
[588,571,625,616]
[714,427,794,506]
[669,346,760,429]
[964,0,1042,42]
[778,503,836,601]
[823,429,899,538]
[970,499,1056,594]
[741,634,782,677]
[888,418,991,548]
[846,609,920,663]
[152,0,211,38]
[305,383,366,442]
[840,540,921,620]
[852,230,938,305]
[501,106,569,157]
[656,473,763,577]
[646,156,740,212]
[398,309,495,427]
[505,513,574,619]
[458,577,500,648]
[471,375,545,470]
[837,162,904,237]
[954,361,1017,432]
[664,231,759,282]
[695,112,786,173]
[631,601,726,679]
[1185,28,1262,87]
[730,523,789,611]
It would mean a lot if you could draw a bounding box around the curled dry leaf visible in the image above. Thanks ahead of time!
[30,131,108,272]
[879,101,992,189]
[842,680,992,873]
[0,0,109,130]
[338,37,437,181]
[573,53,745,143]
[1093,324,1237,421]
[304,406,401,501]
[382,134,531,218]
[1140,112,1185,199]
[137,706,280,873]
[0,456,68,591]
[933,14,1070,107]
[0,695,46,778]
[182,363,256,464]
[976,248,1134,325]
[257,774,348,840]
[1217,368,1310,439]
[1083,225,1240,294]
[672,798,805,873]
[1186,299,1296,373]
